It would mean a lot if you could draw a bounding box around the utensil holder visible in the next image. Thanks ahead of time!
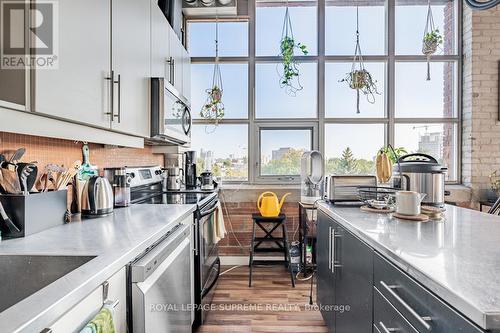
[0,190,67,239]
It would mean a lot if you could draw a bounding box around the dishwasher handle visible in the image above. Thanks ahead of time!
[131,223,190,282]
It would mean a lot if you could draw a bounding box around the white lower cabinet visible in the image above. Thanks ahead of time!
[47,267,127,333]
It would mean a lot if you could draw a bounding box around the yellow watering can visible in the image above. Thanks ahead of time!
[257,191,291,217]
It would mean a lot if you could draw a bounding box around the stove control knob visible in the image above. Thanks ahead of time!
[129,172,136,179]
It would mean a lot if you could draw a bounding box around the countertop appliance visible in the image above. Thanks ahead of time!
[81,176,114,216]
[166,166,183,191]
[184,151,197,189]
[122,166,220,330]
[393,153,448,207]
[150,77,192,145]
[323,175,377,204]
[300,150,324,204]
[200,171,214,191]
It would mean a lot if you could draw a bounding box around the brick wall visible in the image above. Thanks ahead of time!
[219,188,301,256]
[0,132,163,172]
[462,3,500,207]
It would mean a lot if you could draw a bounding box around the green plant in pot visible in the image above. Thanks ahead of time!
[339,7,380,114]
[422,29,443,55]
[200,85,225,124]
[278,8,308,95]
[421,3,442,80]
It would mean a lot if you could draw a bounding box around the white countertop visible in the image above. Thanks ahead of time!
[318,202,500,330]
[0,203,196,333]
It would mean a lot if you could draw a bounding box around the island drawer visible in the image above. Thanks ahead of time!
[374,287,419,333]
[374,253,484,333]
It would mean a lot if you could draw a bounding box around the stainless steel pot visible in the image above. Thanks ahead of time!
[393,153,448,207]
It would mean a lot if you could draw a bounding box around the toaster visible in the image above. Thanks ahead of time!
[323,175,377,204]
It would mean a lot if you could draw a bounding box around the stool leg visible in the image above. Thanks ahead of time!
[282,222,295,288]
[249,219,256,287]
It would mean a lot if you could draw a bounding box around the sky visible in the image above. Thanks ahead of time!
[187,2,454,163]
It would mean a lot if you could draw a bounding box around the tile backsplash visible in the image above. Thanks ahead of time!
[0,132,164,171]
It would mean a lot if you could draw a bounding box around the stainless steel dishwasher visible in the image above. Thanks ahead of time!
[129,222,193,333]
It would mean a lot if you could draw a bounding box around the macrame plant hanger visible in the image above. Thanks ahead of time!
[352,6,365,114]
[422,0,437,81]
[201,16,225,133]
[278,2,303,96]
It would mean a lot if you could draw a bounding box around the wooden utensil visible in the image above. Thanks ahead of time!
[57,160,81,190]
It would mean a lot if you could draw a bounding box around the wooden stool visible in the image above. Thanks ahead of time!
[248,213,295,288]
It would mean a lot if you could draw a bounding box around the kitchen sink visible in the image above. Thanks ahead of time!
[0,255,96,313]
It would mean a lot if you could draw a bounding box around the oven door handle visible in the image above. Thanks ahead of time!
[201,258,220,298]
[197,200,219,219]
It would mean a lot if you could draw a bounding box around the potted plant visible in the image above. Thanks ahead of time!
[200,86,225,124]
[422,28,443,56]
[339,7,380,113]
[278,8,308,95]
[340,68,380,113]
[487,170,500,202]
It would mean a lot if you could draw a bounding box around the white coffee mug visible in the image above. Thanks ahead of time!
[395,191,426,216]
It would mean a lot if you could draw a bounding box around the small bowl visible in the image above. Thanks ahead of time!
[367,200,389,210]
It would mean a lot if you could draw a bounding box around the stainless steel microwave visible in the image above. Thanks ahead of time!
[150,77,191,145]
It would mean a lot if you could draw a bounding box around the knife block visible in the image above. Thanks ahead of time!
[0,189,67,239]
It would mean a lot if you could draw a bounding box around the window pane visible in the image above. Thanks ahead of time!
[260,128,312,176]
[324,124,385,175]
[395,62,456,118]
[325,62,385,118]
[325,1,385,55]
[256,62,317,118]
[395,123,457,181]
[396,0,457,55]
[187,21,248,57]
[256,1,317,56]
[191,63,248,119]
[191,124,248,181]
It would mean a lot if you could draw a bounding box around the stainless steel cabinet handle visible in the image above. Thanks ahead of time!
[380,280,432,331]
[328,226,332,271]
[193,220,198,255]
[40,329,52,333]
[332,231,342,273]
[105,70,115,120]
[115,74,121,123]
[171,57,175,86]
[379,321,399,333]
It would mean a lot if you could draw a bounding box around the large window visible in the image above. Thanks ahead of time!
[191,125,249,182]
[259,127,314,179]
[188,0,461,183]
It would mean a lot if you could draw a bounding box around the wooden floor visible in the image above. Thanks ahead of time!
[196,265,328,333]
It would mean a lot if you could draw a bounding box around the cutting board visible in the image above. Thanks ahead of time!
[393,212,430,222]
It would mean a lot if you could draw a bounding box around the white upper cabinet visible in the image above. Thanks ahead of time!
[151,0,170,79]
[111,0,151,137]
[168,24,184,94]
[181,46,191,102]
[34,0,112,129]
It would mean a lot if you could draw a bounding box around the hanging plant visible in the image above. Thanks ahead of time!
[199,19,225,125]
[339,7,380,114]
[277,7,308,96]
[422,1,443,80]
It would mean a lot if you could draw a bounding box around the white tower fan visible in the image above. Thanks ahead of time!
[300,150,324,204]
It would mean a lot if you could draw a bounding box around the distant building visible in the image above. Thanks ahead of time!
[272,147,292,161]
[418,132,442,160]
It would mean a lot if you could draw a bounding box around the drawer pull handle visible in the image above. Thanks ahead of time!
[380,280,432,331]
[379,321,399,333]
